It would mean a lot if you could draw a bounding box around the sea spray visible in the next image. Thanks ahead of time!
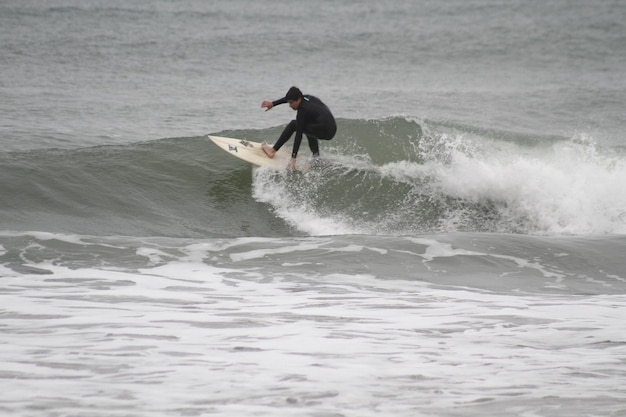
[250,118,626,235]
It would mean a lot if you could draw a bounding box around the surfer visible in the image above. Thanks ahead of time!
[261,86,337,171]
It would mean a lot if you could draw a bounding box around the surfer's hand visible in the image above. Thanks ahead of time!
[261,101,274,111]
[286,158,297,172]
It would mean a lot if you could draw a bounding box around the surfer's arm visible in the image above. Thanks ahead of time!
[272,97,287,106]
[261,97,287,111]
[290,115,305,158]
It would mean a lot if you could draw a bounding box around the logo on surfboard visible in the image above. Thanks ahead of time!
[228,145,237,152]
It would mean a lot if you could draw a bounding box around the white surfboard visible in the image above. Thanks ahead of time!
[207,135,309,171]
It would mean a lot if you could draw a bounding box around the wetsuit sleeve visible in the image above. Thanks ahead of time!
[291,113,305,158]
[272,97,287,107]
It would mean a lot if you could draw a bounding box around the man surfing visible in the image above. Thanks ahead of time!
[261,86,337,171]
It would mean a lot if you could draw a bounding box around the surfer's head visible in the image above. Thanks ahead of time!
[286,86,303,110]
[286,86,302,101]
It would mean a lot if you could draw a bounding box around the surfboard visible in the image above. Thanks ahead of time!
[207,135,309,171]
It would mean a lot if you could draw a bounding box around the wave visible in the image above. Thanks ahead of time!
[1,117,625,238]
[2,230,626,296]
[251,118,626,236]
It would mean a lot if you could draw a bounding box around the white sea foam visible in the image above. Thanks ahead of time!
[249,128,626,237]
[1,254,625,417]
[251,170,366,236]
[378,134,626,235]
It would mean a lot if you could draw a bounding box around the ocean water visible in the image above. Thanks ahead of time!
[1,1,626,416]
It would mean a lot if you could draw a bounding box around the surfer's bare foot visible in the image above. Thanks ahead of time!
[262,143,276,158]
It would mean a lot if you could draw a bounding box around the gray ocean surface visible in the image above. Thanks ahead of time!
[1,1,626,416]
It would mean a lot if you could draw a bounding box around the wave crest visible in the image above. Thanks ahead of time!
[1,118,624,237]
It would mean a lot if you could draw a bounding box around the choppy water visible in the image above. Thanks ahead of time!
[1,1,625,416]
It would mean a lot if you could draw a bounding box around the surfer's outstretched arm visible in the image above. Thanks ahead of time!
[261,97,287,111]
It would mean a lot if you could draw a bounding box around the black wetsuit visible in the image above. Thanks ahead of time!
[271,95,337,158]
